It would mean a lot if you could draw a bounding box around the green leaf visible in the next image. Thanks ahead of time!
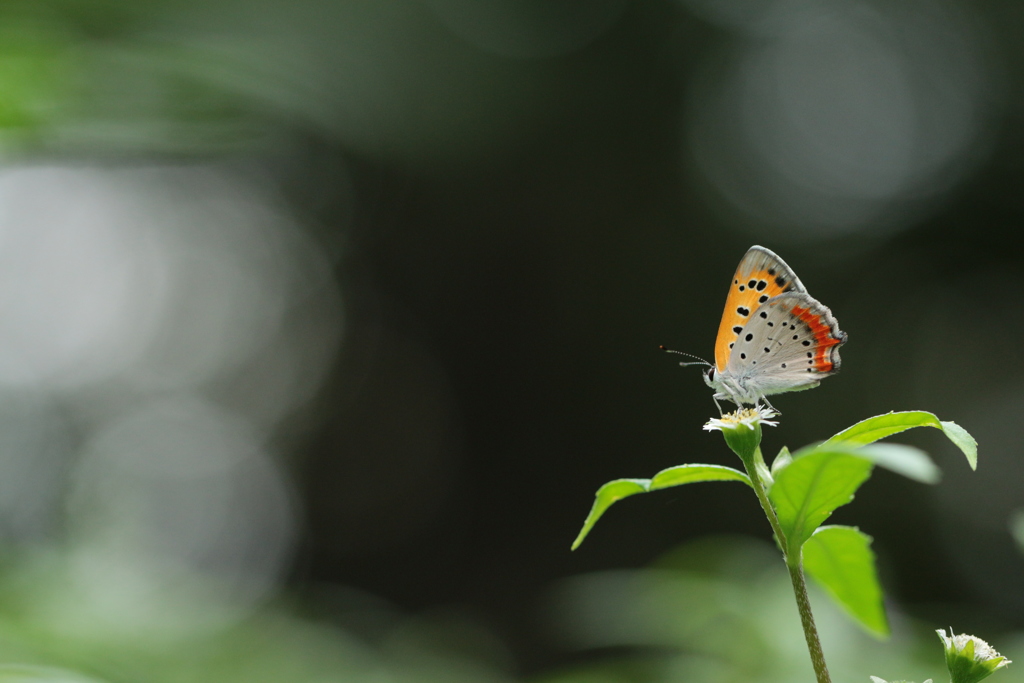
[571,479,649,551]
[572,465,751,550]
[803,525,888,638]
[648,464,752,491]
[823,411,977,470]
[770,445,792,477]
[824,411,942,446]
[938,420,977,471]
[752,447,773,490]
[771,443,935,555]
[836,442,940,484]
[769,446,873,554]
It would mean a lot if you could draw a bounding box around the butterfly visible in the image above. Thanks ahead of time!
[679,245,847,412]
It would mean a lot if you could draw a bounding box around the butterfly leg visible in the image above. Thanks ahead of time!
[712,391,739,416]
[761,395,781,415]
[712,390,743,416]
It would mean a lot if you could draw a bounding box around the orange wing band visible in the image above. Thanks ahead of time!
[714,268,795,371]
[791,305,841,372]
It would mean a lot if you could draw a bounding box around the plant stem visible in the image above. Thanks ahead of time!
[742,446,832,683]
[786,555,831,683]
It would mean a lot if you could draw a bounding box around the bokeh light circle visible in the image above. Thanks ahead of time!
[685,0,990,239]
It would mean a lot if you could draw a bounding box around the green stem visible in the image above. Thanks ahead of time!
[742,446,832,683]
[787,555,831,683]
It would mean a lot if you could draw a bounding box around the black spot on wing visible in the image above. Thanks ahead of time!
[737,306,750,316]
[756,280,767,291]
[733,325,743,334]
[744,333,753,342]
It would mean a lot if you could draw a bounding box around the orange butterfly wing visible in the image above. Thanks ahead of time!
[713,246,805,371]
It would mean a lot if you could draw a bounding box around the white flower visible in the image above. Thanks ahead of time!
[938,629,1010,683]
[703,405,778,432]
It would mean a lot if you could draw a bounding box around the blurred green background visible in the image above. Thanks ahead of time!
[0,0,1020,681]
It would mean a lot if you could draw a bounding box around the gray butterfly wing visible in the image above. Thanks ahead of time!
[724,291,847,398]
[734,246,807,295]
[713,245,808,372]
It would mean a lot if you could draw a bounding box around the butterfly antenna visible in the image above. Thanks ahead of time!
[658,346,712,368]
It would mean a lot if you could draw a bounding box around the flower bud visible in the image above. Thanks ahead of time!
[937,629,1010,683]
[703,406,777,465]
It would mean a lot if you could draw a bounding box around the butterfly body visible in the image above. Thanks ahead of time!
[703,246,846,409]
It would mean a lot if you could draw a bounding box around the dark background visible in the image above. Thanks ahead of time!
[288,1,1024,673]
[0,0,1021,680]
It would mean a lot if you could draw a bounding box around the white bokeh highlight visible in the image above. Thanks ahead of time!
[0,162,343,634]
[62,397,296,635]
[685,0,990,238]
